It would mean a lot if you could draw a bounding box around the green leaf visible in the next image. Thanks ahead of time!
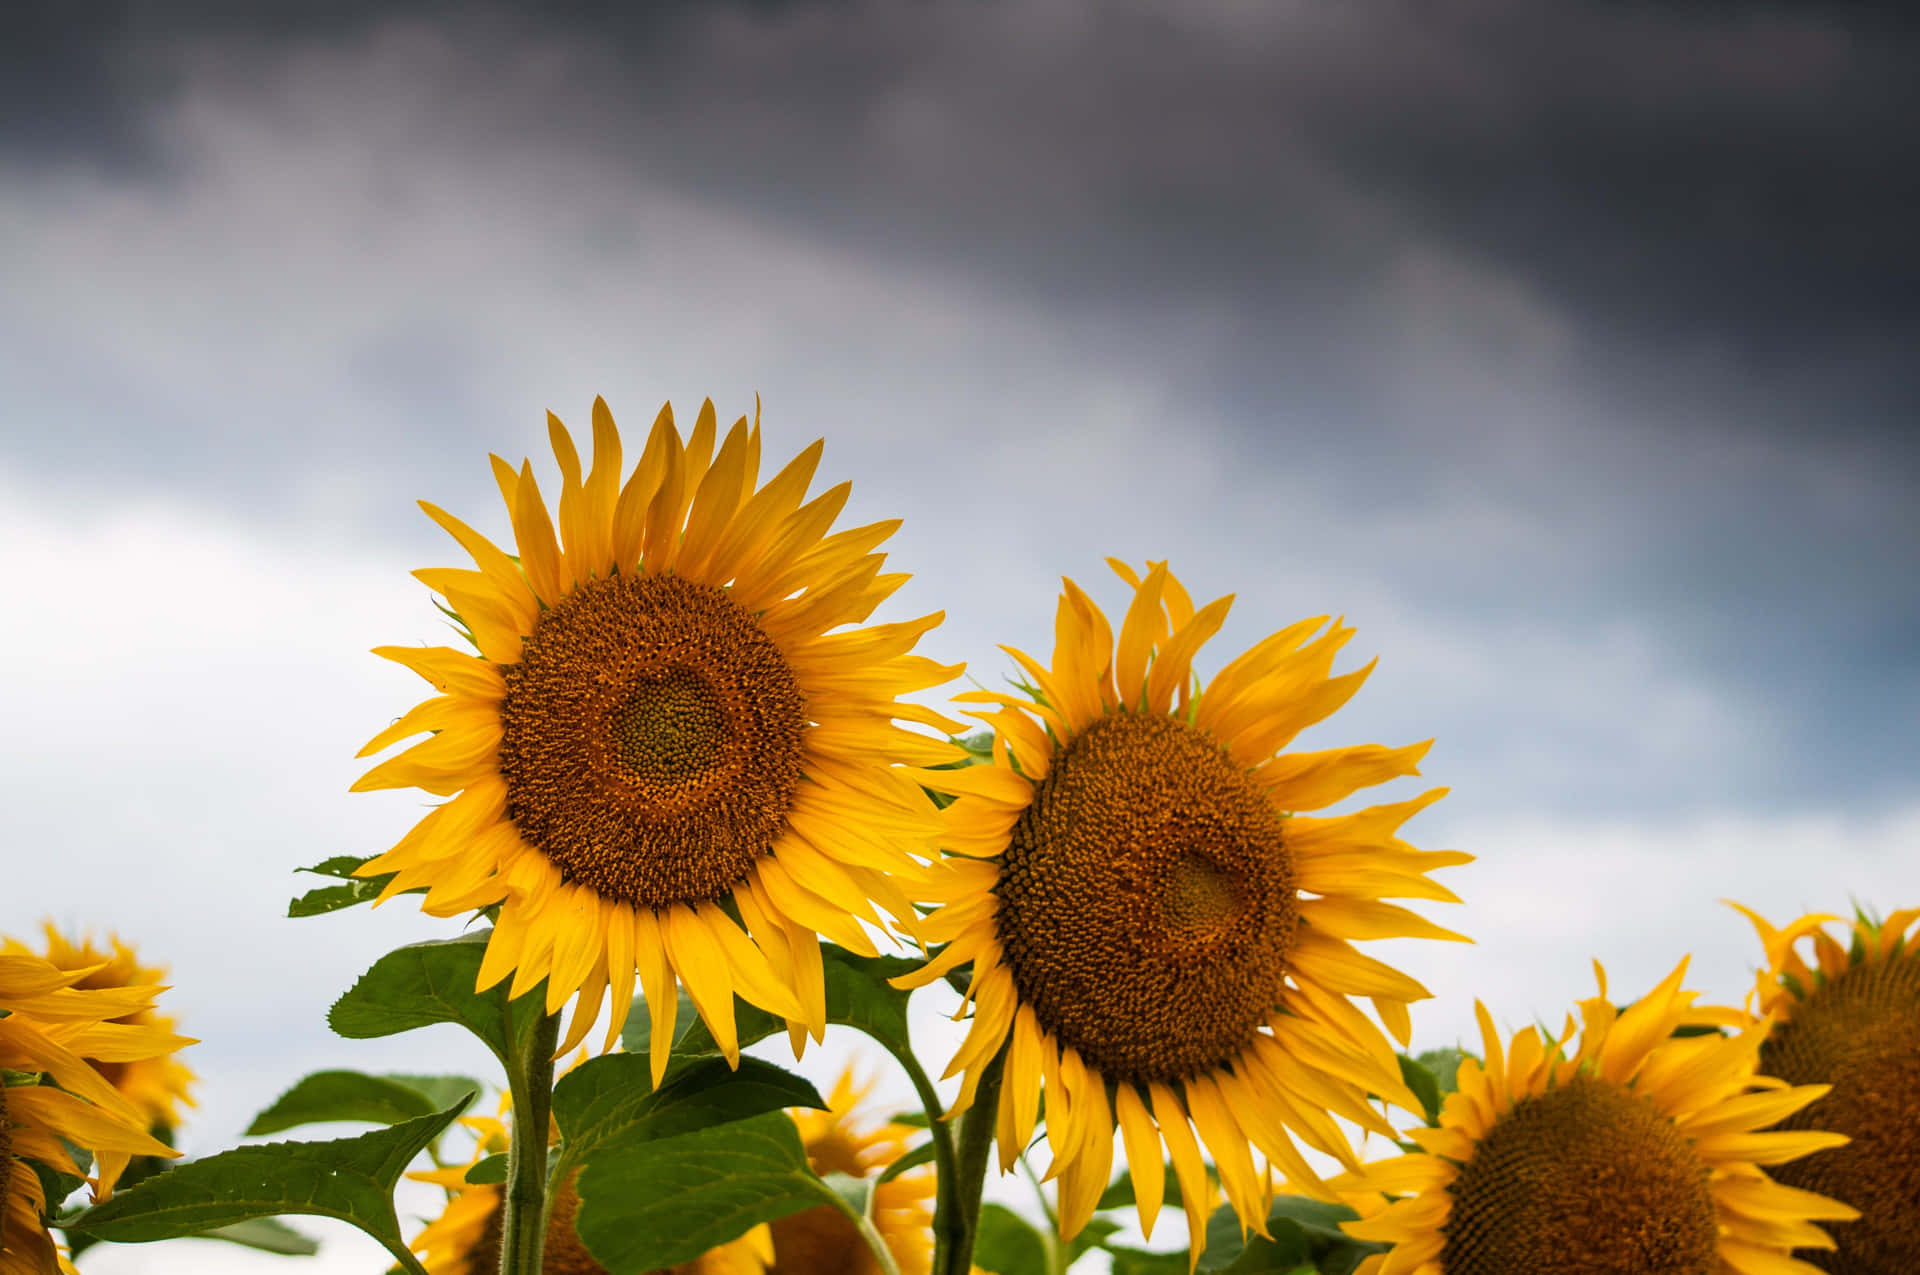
[1098,1161,1210,1211]
[297,856,378,879]
[61,1097,472,1249]
[972,1202,1049,1275]
[466,1153,508,1185]
[875,1140,937,1185]
[1066,1216,1122,1269]
[329,930,543,1064]
[619,944,916,1078]
[384,1073,489,1113]
[288,879,396,919]
[199,1217,321,1256]
[1414,1048,1466,1100]
[1106,1247,1191,1275]
[573,1111,842,1273]
[245,1070,477,1136]
[553,1053,825,1168]
[1194,1197,1385,1275]
[1397,1054,1443,1127]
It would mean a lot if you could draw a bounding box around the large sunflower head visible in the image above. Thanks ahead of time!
[1732,902,1920,1273]
[355,397,964,1075]
[408,1061,926,1275]
[1339,959,1857,1275]
[1,952,186,1274]
[896,560,1470,1266]
[1,924,197,1135]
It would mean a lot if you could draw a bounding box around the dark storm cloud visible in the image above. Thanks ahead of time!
[4,0,1916,815]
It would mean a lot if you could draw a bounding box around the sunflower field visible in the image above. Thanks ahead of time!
[6,397,1914,1275]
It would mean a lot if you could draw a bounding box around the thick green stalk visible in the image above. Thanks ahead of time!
[939,1045,1008,1275]
[890,1043,963,1275]
[499,1004,561,1275]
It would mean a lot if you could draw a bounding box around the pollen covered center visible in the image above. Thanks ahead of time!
[1761,953,1920,1274]
[992,711,1297,1086]
[1441,1076,1718,1275]
[498,572,807,908]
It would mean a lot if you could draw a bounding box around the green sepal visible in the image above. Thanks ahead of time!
[58,1096,473,1250]
[328,929,545,1065]
[245,1071,481,1136]
[572,1111,846,1273]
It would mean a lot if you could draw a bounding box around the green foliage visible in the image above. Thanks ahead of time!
[1097,1161,1212,1211]
[972,1202,1049,1275]
[466,1152,509,1185]
[573,1110,850,1273]
[620,943,917,1076]
[199,1218,322,1256]
[876,1140,938,1184]
[1195,1197,1385,1275]
[245,1070,480,1135]
[329,929,544,1065]
[553,1053,825,1168]
[287,856,397,918]
[61,1098,472,1254]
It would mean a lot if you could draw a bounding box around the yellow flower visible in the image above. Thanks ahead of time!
[408,1062,926,1275]
[1732,902,1920,1273]
[1,953,186,1275]
[897,560,1468,1266]
[355,397,963,1072]
[775,1065,934,1275]
[1,925,198,1135]
[1339,959,1857,1275]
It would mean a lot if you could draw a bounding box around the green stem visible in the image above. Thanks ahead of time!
[1017,1156,1066,1275]
[888,1042,964,1275]
[940,1044,1008,1275]
[379,1233,434,1275]
[499,1003,561,1275]
[850,1206,905,1275]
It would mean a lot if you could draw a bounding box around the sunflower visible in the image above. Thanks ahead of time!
[2,925,197,1135]
[767,1064,935,1275]
[408,1061,926,1275]
[355,397,963,1072]
[895,560,1469,1265]
[1731,902,1920,1272]
[1,952,186,1275]
[1339,958,1857,1275]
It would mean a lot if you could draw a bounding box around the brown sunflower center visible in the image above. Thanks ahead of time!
[497,573,807,909]
[1760,952,1920,1274]
[1441,1075,1718,1275]
[767,1203,873,1275]
[991,711,1297,1086]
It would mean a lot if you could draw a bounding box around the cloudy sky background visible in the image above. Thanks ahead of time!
[6,1,1918,1269]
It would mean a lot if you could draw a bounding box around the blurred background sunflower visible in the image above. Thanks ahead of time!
[407,1061,929,1275]
[900,560,1467,1263]
[1340,959,1856,1275]
[1732,903,1920,1273]
[2,925,198,1141]
[355,398,962,1070]
[0,951,187,1274]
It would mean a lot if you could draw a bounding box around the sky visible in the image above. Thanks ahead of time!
[4,1,1918,1270]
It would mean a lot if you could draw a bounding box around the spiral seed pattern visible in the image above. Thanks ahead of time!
[497,573,806,907]
[992,711,1297,1085]
[1440,1076,1718,1275]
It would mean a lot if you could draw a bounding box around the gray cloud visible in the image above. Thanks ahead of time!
[1,0,1914,820]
